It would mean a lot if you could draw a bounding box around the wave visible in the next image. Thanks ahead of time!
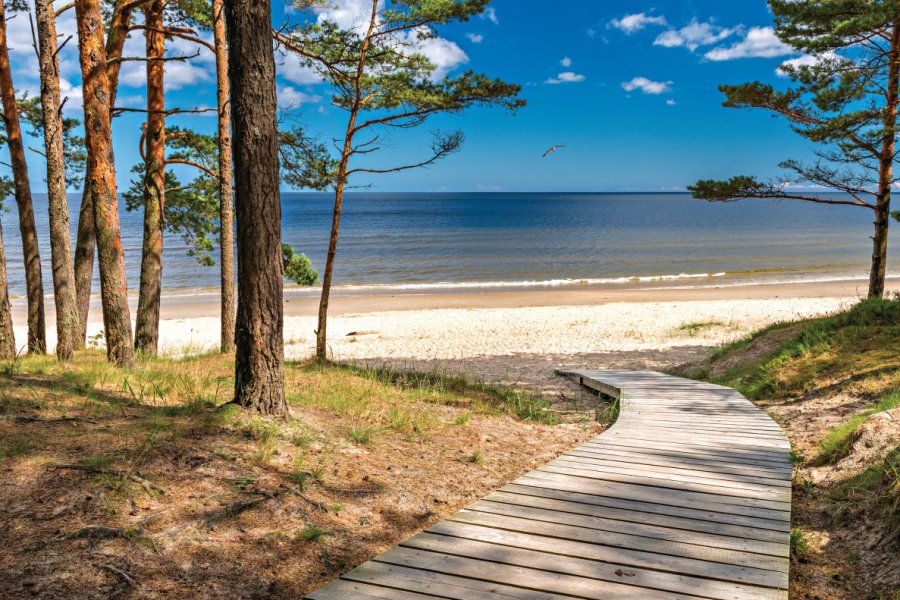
[328,272,730,292]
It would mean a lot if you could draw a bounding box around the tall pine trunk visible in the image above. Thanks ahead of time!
[316,6,376,361]
[213,0,235,353]
[74,0,135,367]
[869,18,900,299]
[0,1,46,354]
[0,220,15,359]
[73,0,136,345]
[225,0,286,415]
[134,0,165,354]
[34,0,79,360]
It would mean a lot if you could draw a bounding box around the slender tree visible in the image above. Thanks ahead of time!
[0,0,45,353]
[32,0,79,360]
[279,0,524,360]
[0,173,14,358]
[74,0,135,366]
[212,0,235,353]
[690,0,900,299]
[225,0,287,414]
[134,0,166,354]
[73,0,142,345]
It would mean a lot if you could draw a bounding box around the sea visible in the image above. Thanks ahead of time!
[1,192,895,297]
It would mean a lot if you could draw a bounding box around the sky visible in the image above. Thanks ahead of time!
[4,0,823,193]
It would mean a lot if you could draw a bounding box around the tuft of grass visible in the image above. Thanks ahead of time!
[790,528,810,561]
[834,446,900,533]
[453,412,471,426]
[79,454,114,470]
[464,450,484,465]
[297,524,331,543]
[675,320,725,337]
[816,390,900,465]
[347,424,376,445]
[0,438,29,459]
[252,425,279,465]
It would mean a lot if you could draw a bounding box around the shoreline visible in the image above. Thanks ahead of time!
[9,276,897,321]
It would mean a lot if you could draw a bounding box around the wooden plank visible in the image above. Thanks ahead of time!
[523,470,791,523]
[512,476,790,531]
[447,509,789,572]
[469,499,788,556]
[551,455,792,493]
[343,560,574,599]
[410,526,788,593]
[306,370,792,599]
[491,487,789,543]
[536,464,792,506]
[306,580,440,599]
[569,444,792,477]
[374,547,700,600]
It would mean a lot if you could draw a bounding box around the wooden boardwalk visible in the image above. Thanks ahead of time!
[306,370,792,600]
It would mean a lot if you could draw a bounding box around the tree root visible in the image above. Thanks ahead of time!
[53,464,166,495]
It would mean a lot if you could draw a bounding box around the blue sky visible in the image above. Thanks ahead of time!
[6,0,818,192]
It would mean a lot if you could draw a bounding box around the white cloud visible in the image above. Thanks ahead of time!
[277,51,324,85]
[481,7,498,25]
[545,71,586,85]
[608,13,667,34]
[413,35,468,79]
[704,27,793,61]
[666,98,677,106]
[560,56,572,67]
[465,33,484,43]
[277,85,323,110]
[776,51,837,76]
[621,76,672,95]
[654,19,738,51]
[587,28,596,38]
[314,0,381,32]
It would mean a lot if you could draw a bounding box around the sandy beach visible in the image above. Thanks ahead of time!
[11,277,896,397]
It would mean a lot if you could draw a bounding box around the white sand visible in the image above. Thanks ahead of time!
[15,294,853,396]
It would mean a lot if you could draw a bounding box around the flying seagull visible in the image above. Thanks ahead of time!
[542,145,566,158]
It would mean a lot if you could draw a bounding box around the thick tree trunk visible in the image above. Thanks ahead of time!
[869,20,900,299]
[225,0,286,415]
[0,221,16,359]
[74,0,135,367]
[213,0,235,353]
[73,0,137,345]
[34,0,79,360]
[134,0,165,354]
[0,2,46,354]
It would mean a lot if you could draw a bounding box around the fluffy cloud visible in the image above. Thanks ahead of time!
[776,51,837,76]
[277,51,324,85]
[545,71,586,84]
[704,27,793,61]
[621,76,672,95]
[654,19,738,51]
[276,86,323,110]
[560,56,572,67]
[608,12,667,34]
[465,33,484,43]
[314,0,380,32]
[413,35,468,79]
[481,7,498,25]
[666,98,676,106]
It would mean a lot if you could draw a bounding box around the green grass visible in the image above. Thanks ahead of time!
[315,362,557,424]
[817,390,900,465]
[834,446,900,532]
[0,438,29,459]
[675,320,726,337]
[790,528,810,560]
[297,524,331,543]
[676,297,900,401]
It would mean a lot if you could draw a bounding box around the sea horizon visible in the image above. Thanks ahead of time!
[1,191,895,297]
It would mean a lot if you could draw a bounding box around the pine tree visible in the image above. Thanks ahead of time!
[0,0,46,353]
[690,0,900,298]
[278,0,524,360]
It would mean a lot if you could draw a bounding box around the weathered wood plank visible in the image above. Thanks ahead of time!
[305,370,791,599]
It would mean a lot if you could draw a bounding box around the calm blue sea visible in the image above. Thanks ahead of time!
[1,192,895,296]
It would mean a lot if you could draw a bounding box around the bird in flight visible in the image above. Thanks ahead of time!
[542,145,566,158]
